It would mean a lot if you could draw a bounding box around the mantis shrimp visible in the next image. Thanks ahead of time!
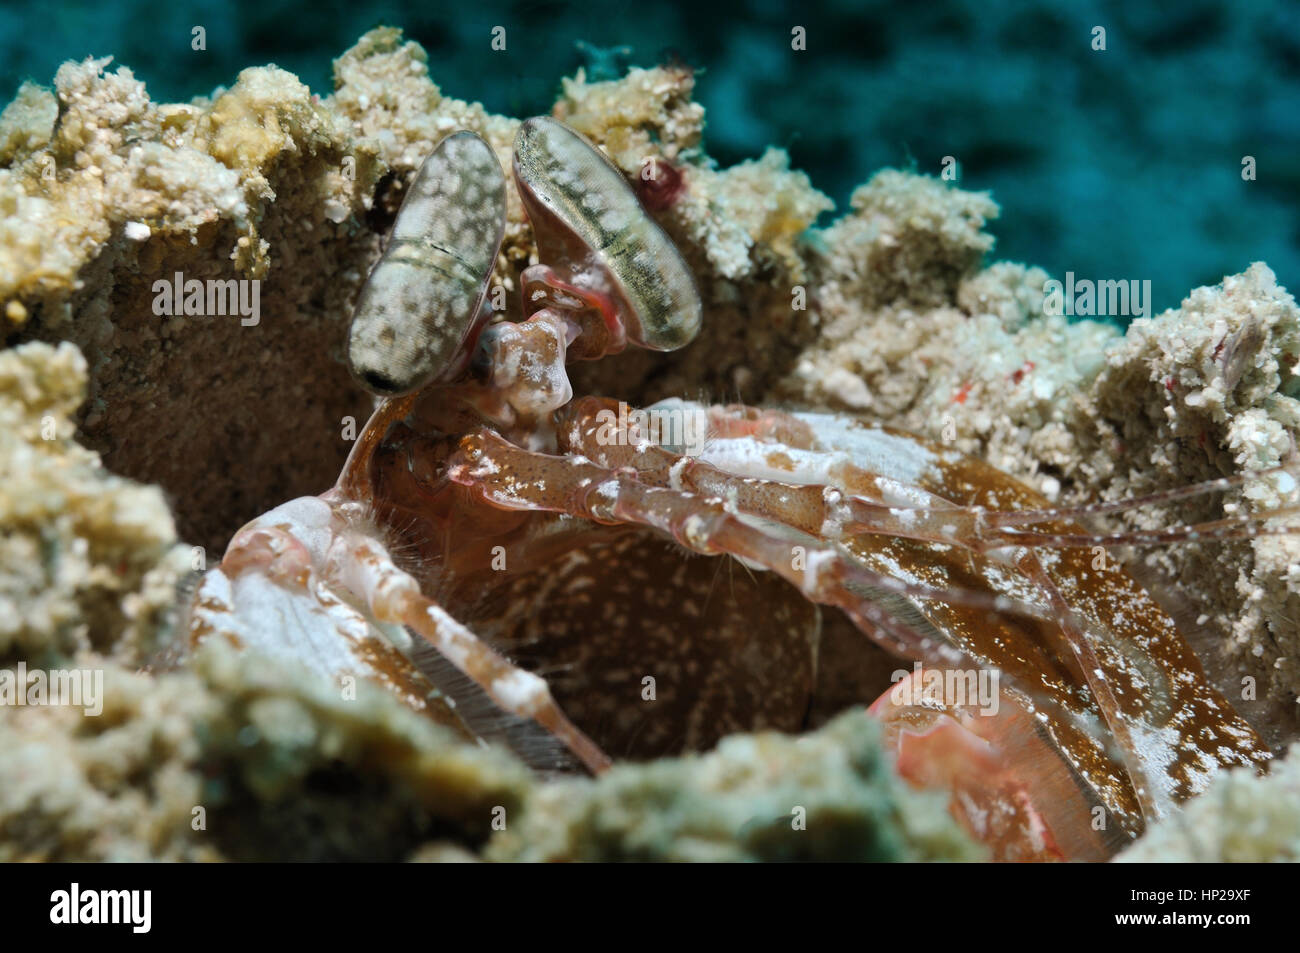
[187,116,1293,861]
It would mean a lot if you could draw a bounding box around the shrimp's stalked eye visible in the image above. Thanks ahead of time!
[348,131,507,396]
[513,116,702,353]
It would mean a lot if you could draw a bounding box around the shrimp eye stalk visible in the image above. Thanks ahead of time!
[347,131,507,396]
[512,116,702,355]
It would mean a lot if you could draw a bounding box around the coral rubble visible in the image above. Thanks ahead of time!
[0,341,186,665]
[487,710,981,862]
[0,642,531,861]
[1117,743,1300,862]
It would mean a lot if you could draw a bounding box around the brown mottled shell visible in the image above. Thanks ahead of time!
[348,131,506,396]
[835,425,1269,834]
[513,117,702,352]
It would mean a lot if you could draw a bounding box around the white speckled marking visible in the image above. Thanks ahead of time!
[348,131,506,395]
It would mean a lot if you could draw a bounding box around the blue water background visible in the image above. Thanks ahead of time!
[2,0,1296,319]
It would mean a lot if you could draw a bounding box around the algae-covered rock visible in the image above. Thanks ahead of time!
[0,340,187,664]
[1085,263,1300,741]
[487,711,983,862]
[1117,744,1300,862]
[0,643,532,861]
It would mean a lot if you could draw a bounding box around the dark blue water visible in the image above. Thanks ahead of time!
[3,0,1297,318]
